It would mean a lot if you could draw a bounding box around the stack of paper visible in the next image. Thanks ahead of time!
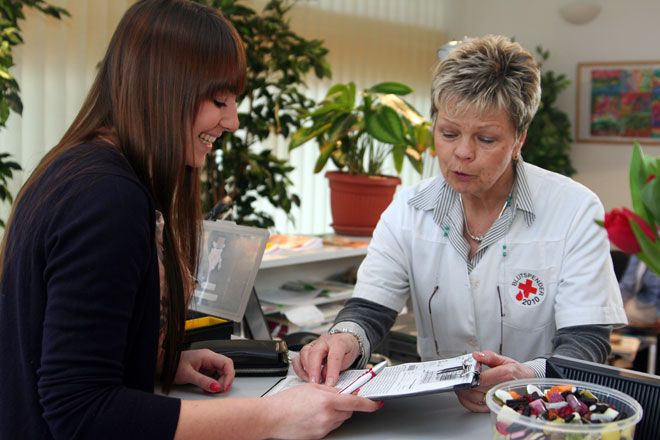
[265,234,323,255]
[258,280,353,330]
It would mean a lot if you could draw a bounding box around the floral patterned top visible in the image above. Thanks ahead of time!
[155,211,197,372]
[155,211,168,372]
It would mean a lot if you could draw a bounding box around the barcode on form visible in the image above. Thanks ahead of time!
[420,369,462,384]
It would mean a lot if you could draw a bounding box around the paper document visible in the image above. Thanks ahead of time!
[283,305,325,328]
[257,280,353,307]
[265,354,480,400]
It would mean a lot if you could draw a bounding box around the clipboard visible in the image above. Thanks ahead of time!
[263,353,481,400]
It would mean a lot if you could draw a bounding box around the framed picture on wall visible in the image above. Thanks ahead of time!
[576,61,660,144]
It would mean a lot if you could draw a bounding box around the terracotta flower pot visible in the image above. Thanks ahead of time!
[326,171,401,236]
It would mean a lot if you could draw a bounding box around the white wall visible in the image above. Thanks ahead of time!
[456,0,660,211]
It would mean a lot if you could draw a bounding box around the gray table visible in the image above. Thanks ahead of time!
[170,375,492,439]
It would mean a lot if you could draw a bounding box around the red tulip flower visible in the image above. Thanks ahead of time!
[600,142,660,275]
[603,208,656,254]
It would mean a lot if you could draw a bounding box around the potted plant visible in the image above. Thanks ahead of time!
[524,46,575,176]
[289,81,433,235]
[197,0,331,228]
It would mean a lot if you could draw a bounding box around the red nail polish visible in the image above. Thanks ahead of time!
[378,401,385,409]
[210,382,221,393]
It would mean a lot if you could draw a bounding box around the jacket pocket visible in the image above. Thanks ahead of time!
[499,266,557,331]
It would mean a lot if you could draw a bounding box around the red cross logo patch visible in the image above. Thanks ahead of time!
[510,272,545,308]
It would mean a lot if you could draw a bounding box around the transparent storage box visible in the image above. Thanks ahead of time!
[485,378,642,440]
[191,220,269,322]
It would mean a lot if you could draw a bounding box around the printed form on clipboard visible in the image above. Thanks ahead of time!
[265,354,480,400]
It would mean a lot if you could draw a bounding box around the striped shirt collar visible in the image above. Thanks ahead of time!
[408,158,536,227]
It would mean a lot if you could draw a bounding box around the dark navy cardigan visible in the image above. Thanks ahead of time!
[0,144,180,439]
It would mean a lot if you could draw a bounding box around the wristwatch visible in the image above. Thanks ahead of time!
[329,327,365,359]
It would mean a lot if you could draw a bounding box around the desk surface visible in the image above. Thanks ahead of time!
[171,375,492,439]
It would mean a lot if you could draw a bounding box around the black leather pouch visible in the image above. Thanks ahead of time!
[189,339,289,377]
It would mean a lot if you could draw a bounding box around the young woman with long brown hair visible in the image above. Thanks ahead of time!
[0,1,379,438]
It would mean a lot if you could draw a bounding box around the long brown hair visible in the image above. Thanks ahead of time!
[0,0,246,391]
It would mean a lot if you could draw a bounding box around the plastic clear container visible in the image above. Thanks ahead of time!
[485,378,642,440]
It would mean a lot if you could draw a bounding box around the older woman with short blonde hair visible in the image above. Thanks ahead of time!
[294,34,627,413]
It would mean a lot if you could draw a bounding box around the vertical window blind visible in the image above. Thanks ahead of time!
[0,0,447,235]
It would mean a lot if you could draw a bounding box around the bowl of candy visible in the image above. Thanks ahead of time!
[485,378,642,439]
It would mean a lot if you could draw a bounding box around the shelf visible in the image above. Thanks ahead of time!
[260,288,353,315]
[260,245,368,269]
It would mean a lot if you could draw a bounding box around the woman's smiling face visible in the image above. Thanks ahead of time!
[434,107,524,199]
[186,93,239,168]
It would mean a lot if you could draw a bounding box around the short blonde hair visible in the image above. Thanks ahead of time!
[431,35,541,137]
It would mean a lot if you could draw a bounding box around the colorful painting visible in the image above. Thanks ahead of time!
[577,61,660,144]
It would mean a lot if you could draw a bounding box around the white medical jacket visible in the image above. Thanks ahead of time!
[352,163,628,362]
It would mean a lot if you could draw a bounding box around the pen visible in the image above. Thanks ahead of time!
[339,361,388,395]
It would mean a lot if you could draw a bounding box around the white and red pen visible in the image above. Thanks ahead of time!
[338,361,388,395]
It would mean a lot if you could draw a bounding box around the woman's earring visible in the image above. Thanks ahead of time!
[512,151,520,162]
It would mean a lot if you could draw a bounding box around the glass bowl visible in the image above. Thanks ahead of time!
[485,378,642,440]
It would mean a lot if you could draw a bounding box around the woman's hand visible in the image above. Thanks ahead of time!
[265,383,382,439]
[291,333,360,386]
[456,351,535,413]
[174,349,235,394]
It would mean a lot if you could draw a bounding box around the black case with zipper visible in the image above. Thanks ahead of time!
[189,339,289,377]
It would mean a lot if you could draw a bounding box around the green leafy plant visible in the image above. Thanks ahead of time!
[196,0,331,228]
[524,46,575,176]
[288,81,433,176]
[0,153,20,228]
[0,0,69,227]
